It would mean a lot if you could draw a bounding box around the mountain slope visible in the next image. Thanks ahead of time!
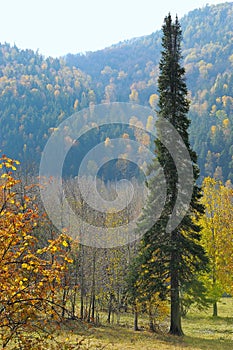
[0,2,233,181]
[0,44,92,164]
[65,2,233,181]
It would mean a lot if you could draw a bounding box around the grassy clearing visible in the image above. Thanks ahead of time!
[182,297,233,350]
[6,298,233,349]
[54,297,233,349]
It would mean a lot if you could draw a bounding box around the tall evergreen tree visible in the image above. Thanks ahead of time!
[135,14,208,336]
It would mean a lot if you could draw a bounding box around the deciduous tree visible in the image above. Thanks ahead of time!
[200,177,233,316]
[0,155,73,349]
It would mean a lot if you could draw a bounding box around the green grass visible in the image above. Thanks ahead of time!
[55,297,233,349]
[6,298,233,349]
[182,297,233,350]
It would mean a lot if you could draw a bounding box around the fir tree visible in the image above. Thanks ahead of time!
[135,14,208,336]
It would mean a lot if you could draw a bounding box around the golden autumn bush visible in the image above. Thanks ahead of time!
[0,155,74,349]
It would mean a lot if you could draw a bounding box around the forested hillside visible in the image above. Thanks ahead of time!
[66,2,233,182]
[0,2,233,180]
[0,45,92,164]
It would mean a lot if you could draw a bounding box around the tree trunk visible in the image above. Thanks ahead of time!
[149,309,155,332]
[71,290,77,319]
[71,261,79,319]
[213,301,218,317]
[169,251,184,336]
[149,318,155,332]
[212,263,218,317]
[87,296,92,322]
[134,305,139,331]
[90,250,96,321]
[80,244,85,320]
[80,286,84,320]
[107,293,113,323]
[116,290,120,325]
[91,293,95,321]
[61,287,67,318]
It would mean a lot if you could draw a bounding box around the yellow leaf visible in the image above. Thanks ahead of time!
[51,246,58,252]
[62,240,68,247]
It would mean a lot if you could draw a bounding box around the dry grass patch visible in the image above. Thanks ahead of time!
[59,297,233,350]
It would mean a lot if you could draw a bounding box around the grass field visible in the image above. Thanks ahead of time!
[55,297,233,349]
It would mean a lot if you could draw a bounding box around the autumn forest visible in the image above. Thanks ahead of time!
[1,2,233,349]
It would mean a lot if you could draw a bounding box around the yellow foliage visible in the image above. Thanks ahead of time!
[210,104,217,114]
[200,177,233,294]
[122,133,129,139]
[62,240,69,247]
[146,115,154,131]
[73,98,79,109]
[104,137,111,147]
[0,155,74,348]
[211,125,217,134]
[222,118,229,128]
[46,83,53,91]
[129,88,139,102]
[149,94,158,109]
[54,89,60,97]
[41,62,48,70]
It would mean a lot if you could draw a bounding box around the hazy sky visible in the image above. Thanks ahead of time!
[0,0,231,57]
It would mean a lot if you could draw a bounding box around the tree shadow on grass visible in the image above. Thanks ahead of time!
[183,335,233,350]
[91,325,233,350]
[58,321,233,350]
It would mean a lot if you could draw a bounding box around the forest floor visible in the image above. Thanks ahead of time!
[55,297,233,349]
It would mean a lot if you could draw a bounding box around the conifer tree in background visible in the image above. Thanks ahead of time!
[133,14,208,336]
